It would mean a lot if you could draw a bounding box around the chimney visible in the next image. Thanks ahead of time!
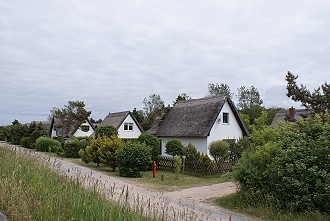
[288,106,296,120]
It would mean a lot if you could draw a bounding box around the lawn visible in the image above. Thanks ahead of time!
[66,157,234,191]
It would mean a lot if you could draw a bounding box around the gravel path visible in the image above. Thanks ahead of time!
[1,142,254,221]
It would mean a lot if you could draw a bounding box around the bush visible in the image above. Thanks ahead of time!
[20,137,32,148]
[183,143,201,161]
[173,155,182,180]
[235,116,330,213]
[80,138,102,166]
[138,133,161,162]
[229,137,251,160]
[209,140,230,162]
[35,137,61,152]
[116,141,152,177]
[98,135,124,171]
[95,126,118,138]
[165,139,184,156]
[63,140,87,158]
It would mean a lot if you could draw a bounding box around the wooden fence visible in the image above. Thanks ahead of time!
[157,156,236,176]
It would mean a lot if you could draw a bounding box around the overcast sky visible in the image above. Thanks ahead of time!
[1,1,329,125]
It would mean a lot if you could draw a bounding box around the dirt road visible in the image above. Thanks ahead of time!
[1,142,253,221]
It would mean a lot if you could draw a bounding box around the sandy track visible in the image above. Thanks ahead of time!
[1,142,254,221]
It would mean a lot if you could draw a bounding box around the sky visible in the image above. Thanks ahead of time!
[1,0,330,125]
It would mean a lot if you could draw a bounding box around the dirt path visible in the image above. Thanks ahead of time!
[1,142,254,221]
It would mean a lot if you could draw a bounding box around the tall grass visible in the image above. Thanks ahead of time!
[0,145,150,221]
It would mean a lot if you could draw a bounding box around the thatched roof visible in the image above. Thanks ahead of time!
[52,118,94,137]
[271,108,314,127]
[99,111,143,132]
[146,117,162,135]
[156,95,249,137]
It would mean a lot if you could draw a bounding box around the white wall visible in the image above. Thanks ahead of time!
[207,101,244,146]
[73,121,95,137]
[161,137,207,156]
[118,114,142,138]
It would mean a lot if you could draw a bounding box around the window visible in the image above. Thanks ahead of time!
[124,123,133,131]
[80,125,90,132]
[223,113,229,124]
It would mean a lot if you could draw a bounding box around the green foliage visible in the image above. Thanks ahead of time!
[63,140,87,158]
[138,133,161,162]
[207,83,233,98]
[250,126,279,146]
[209,140,230,162]
[165,139,184,156]
[116,141,152,177]
[235,117,330,213]
[35,137,61,152]
[20,137,32,148]
[95,126,118,138]
[98,135,124,171]
[173,93,191,104]
[183,143,201,161]
[230,137,251,160]
[173,155,182,180]
[80,137,102,166]
[131,108,144,123]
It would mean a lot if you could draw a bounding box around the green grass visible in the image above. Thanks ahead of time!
[67,157,234,191]
[214,192,330,221]
[0,146,152,221]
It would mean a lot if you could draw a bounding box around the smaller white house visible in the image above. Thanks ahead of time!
[73,119,95,137]
[155,95,249,158]
[50,117,95,138]
[99,111,143,138]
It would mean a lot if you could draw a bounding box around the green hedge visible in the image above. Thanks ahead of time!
[63,140,87,158]
[35,137,61,152]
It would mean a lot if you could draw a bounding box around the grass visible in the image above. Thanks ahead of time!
[0,145,153,221]
[214,192,330,221]
[66,157,234,191]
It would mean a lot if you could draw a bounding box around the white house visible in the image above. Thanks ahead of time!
[50,117,95,138]
[99,111,143,138]
[155,95,249,157]
[72,119,95,137]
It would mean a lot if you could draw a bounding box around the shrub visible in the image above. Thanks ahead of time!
[35,137,61,152]
[209,140,230,162]
[80,138,102,166]
[116,141,152,177]
[182,143,201,161]
[63,140,87,158]
[235,116,330,213]
[229,137,251,160]
[20,137,32,148]
[138,133,161,162]
[98,135,124,171]
[95,126,118,138]
[165,139,184,156]
[173,155,182,180]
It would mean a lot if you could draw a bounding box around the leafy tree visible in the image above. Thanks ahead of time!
[132,108,144,123]
[237,86,264,124]
[98,135,124,171]
[137,133,161,162]
[80,138,102,166]
[143,94,165,117]
[52,100,91,137]
[209,140,230,162]
[165,139,184,156]
[174,93,191,104]
[207,83,233,98]
[9,120,29,145]
[286,71,330,122]
[116,141,152,177]
[95,126,118,138]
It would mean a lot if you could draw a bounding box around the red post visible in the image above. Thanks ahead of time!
[152,161,157,177]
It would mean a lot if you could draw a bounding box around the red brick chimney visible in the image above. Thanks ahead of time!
[288,106,296,120]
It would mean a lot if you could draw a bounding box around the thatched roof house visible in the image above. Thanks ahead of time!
[50,117,95,138]
[271,107,314,127]
[156,95,249,157]
[99,111,143,138]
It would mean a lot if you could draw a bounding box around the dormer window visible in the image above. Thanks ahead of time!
[124,123,133,131]
[223,113,229,124]
[80,125,90,132]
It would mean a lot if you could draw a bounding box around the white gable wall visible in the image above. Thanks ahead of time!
[207,101,244,151]
[73,121,95,137]
[117,114,142,138]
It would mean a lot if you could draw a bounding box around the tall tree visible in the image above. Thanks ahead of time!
[52,100,91,137]
[286,71,330,120]
[143,94,165,117]
[207,83,233,98]
[173,93,191,104]
[237,86,264,124]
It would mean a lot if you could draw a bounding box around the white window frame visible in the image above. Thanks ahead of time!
[124,123,134,131]
[222,112,229,124]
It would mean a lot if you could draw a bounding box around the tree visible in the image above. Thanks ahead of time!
[286,71,330,122]
[174,93,191,104]
[237,86,264,124]
[98,135,124,171]
[52,100,91,137]
[165,139,184,156]
[209,140,230,162]
[207,83,233,99]
[132,108,144,123]
[143,94,165,117]
[137,133,161,162]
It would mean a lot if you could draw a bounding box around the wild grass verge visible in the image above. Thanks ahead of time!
[214,192,329,221]
[0,145,151,221]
